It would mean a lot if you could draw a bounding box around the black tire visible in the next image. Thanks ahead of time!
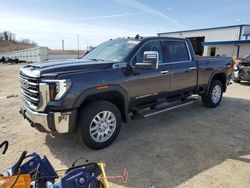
[202,79,223,108]
[233,79,241,83]
[78,100,121,150]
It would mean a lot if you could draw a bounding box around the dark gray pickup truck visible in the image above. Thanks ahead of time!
[19,36,233,149]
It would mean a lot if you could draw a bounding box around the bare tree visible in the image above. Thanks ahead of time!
[1,31,16,42]
[31,41,38,46]
[3,31,8,41]
[21,38,31,44]
[10,33,16,42]
[0,30,37,48]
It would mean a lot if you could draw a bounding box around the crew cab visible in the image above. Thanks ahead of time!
[19,36,233,149]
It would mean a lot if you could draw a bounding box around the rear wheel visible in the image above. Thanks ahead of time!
[78,101,121,149]
[202,80,223,108]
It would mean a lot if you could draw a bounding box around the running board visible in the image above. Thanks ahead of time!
[132,99,195,120]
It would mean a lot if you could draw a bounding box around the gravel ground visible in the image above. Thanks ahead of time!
[0,64,250,188]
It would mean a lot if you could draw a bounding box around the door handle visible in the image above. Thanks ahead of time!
[160,70,169,74]
[189,67,196,70]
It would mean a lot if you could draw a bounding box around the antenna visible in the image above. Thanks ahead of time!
[62,39,64,51]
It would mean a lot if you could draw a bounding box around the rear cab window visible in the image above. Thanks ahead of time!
[162,41,191,63]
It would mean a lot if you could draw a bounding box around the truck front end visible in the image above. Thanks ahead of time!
[19,65,73,134]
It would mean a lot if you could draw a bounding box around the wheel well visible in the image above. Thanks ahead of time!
[211,73,227,92]
[80,91,127,122]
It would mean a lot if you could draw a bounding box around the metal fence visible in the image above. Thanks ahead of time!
[0,47,48,63]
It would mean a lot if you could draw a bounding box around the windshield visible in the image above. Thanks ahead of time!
[83,38,140,62]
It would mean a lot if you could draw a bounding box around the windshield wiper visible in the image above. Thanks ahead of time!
[88,58,105,61]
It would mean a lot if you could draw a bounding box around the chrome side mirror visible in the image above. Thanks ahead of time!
[135,51,159,70]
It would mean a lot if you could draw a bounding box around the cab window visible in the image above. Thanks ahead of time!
[132,41,163,65]
[162,41,190,62]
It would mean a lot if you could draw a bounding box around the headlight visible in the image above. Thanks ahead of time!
[42,79,71,100]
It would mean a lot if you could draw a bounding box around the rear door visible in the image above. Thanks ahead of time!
[161,40,197,92]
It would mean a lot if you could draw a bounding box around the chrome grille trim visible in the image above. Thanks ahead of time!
[21,90,39,102]
[19,76,39,86]
[20,72,40,110]
[20,86,39,94]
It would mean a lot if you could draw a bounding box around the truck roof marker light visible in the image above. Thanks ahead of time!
[97,85,109,90]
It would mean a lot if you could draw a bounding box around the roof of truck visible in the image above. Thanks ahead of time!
[130,36,188,42]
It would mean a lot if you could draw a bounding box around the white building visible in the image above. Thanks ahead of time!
[158,24,250,58]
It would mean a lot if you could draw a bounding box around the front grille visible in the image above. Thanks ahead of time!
[20,72,40,109]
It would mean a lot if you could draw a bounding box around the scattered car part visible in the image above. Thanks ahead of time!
[233,54,250,83]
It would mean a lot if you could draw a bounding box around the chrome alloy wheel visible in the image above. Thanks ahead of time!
[211,85,222,104]
[89,111,116,143]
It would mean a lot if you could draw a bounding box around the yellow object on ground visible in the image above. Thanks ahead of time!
[98,163,109,188]
[0,175,31,188]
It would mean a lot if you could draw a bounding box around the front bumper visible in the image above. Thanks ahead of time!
[20,104,75,134]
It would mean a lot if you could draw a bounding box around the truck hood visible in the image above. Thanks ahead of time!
[20,59,126,78]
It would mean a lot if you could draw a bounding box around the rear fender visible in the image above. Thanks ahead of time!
[206,72,227,94]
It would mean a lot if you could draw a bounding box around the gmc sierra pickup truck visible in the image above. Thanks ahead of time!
[19,36,233,149]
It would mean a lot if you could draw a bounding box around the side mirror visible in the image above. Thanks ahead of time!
[135,51,159,70]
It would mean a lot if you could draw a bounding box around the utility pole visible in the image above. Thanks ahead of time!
[62,39,64,51]
[77,34,79,59]
[86,39,88,51]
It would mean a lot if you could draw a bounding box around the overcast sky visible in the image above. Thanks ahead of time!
[0,0,249,50]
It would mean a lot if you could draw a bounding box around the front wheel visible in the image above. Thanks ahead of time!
[202,80,223,108]
[78,101,121,150]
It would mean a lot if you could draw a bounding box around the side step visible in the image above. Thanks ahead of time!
[132,98,196,120]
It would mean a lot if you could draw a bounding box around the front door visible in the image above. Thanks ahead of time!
[124,40,171,105]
